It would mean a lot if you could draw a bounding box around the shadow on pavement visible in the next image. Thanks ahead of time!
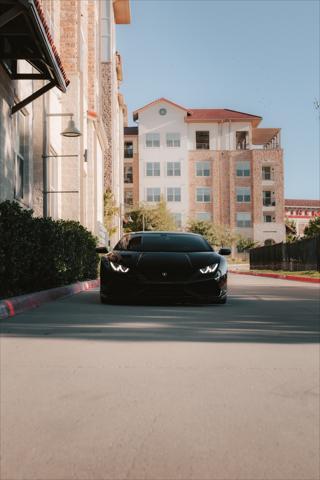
[1,283,319,344]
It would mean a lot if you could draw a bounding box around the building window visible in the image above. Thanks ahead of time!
[146,162,160,176]
[124,141,133,158]
[146,188,161,202]
[196,212,212,221]
[236,212,252,228]
[236,161,250,177]
[124,190,133,206]
[263,214,275,223]
[263,190,275,206]
[167,162,181,176]
[196,187,211,202]
[145,133,160,148]
[124,165,133,183]
[196,161,211,177]
[15,112,27,199]
[167,187,181,202]
[262,166,272,180]
[166,132,180,147]
[196,131,209,150]
[236,131,248,150]
[172,213,182,228]
[236,187,251,203]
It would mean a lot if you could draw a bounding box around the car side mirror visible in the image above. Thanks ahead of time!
[96,246,108,254]
[219,248,231,256]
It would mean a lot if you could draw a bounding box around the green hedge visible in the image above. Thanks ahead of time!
[0,201,99,299]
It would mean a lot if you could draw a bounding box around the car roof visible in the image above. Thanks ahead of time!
[123,231,202,236]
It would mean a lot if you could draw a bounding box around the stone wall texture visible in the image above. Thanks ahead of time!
[101,63,113,191]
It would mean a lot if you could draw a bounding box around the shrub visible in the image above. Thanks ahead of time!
[304,216,320,238]
[0,201,99,299]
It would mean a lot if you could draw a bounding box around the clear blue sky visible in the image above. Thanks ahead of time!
[117,0,320,200]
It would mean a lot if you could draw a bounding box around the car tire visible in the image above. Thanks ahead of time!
[217,296,227,304]
[211,295,227,304]
[100,294,112,304]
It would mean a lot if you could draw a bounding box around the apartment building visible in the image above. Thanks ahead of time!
[125,97,285,245]
[285,199,320,236]
[0,0,130,245]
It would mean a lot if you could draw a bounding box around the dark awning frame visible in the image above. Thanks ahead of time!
[0,0,69,114]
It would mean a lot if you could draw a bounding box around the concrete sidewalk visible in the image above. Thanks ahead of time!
[0,279,99,320]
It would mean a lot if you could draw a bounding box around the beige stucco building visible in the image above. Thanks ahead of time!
[125,97,285,246]
[0,0,130,245]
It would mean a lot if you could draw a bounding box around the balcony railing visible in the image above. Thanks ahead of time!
[196,143,209,150]
[263,199,276,207]
[124,175,133,184]
[124,149,133,158]
[262,173,273,180]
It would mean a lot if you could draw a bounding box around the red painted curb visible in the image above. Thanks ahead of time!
[229,270,320,284]
[0,279,100,320]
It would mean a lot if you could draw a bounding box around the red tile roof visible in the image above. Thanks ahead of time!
[285,199,320,208]
[133,98,262,126]
[34,0,70,87]
[252,128,280,145]
[186,109,262,126]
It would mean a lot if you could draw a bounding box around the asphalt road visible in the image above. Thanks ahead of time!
[1,274,319,480]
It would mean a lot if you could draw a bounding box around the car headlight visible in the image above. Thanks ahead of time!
[110,261,130,273]
[199,264,218,274]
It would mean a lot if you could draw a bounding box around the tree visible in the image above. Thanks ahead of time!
[104,190,119,237]
[304,216,320,238]
[187,220,237,248]
[236,237,259,252]
[124,199,176,232]
[213,223,238,248]
[187,220,218,246]
[285,218,297,243]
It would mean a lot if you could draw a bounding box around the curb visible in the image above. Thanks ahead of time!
[0,279,100,320]
[229,270,320,284]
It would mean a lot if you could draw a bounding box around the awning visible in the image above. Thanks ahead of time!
[0,0,69,114]
[252,128,280,146]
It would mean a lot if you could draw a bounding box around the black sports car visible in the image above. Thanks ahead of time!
[99,231,231,304]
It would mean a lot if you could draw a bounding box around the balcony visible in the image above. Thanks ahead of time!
[196,131,209,150]
[124,142,133,158]
[263,199,276,207]
[196,142,210,150]
[124,174,133,184]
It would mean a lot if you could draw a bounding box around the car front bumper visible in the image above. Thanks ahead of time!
[100,272,227,302]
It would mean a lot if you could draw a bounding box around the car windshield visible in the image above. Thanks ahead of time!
[114,234,212,252]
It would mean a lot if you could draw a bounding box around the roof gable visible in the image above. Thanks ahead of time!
[133,97,189,121]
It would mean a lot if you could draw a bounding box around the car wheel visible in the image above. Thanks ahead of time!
[217,295,227,304]
[100,294,112,304]
[211,295,227,304]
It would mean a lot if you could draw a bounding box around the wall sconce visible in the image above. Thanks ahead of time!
[47,112,82,137]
